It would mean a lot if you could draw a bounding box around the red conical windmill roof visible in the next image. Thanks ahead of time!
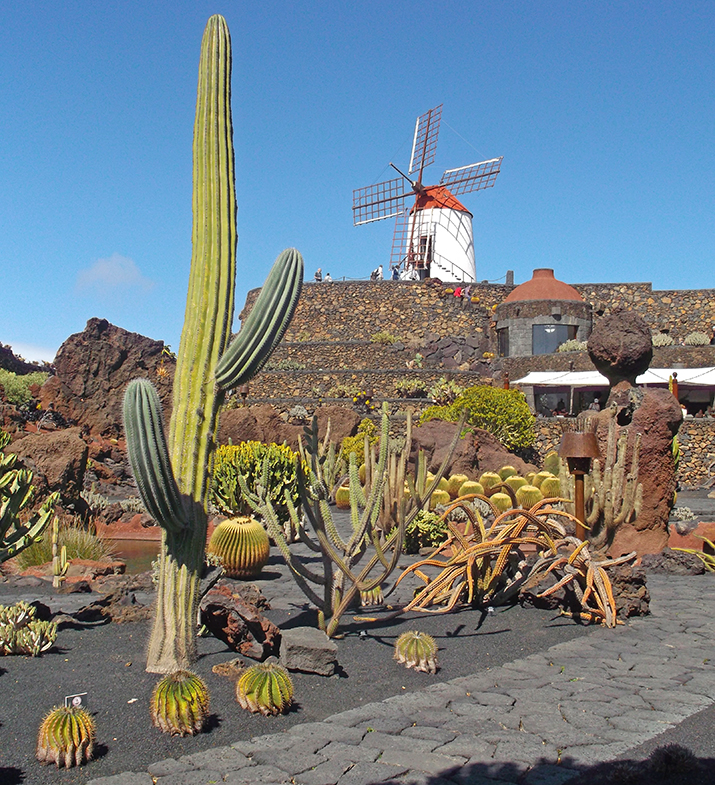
[410,185,472,216]
[504,269,583,302]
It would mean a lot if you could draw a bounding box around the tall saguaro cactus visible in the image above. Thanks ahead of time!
[123,15,303,673]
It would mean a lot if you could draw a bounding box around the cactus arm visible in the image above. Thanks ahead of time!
[215,248,303,389]
[0,491,58,562]
[123,379,188,533]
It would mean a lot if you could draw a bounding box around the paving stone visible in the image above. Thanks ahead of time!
[378,747,465,775]
[223,763,292,784]
[360,731,437,753]
[293,758,353,785]
[336,761,409,785]
[155,771,225,785]
[432,735,494,759]
[320,740,380,763]
[289,722,365,745]
[390,772,455,785]
[400,725,457,744]
[492,739,559,766]
[147,758,196,776]
[448,700,497,720]
[180,746,252,774]
[232,733,303,754]
[473,692,517,707]
[352,715,413,734]
[250,748,328,775]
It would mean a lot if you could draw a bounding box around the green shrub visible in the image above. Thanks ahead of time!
[14,522,116,570]
[0,370,49,405]
[370,330,399,345]
[557,339,588,352]
[394,379,427,398]
[211,442,301,526]
[420,385,535,452]
[340,418,379,468]
[404,510,449,554]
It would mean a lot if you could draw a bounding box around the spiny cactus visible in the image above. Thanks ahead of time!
[490,492,513,513]
[51,517,69,589]
[394,630,438,674]
[543,450,560,475]
[504,475,527,492]
[516,484,544,509]
[531,471,554,489]
[207,517,270,579]
[236,661,293,715]
[540,476,561,498]
[36,705,96,768]
[150,670,210,736]
[497,465,517,480]
[122,15,302,673]
[335,484,351,509]
[429,488,451,510]
[458,480,484,497]
[446,473,469,499]
[479,472,501,491]
[0,601,57,656]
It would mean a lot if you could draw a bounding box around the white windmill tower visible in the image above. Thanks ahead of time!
[352,105,502,282]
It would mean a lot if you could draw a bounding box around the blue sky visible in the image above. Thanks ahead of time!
[1,1,713,363]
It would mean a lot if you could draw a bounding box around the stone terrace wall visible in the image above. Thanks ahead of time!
[532,418,715,490]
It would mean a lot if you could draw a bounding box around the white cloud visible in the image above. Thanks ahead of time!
[76,253,154,293]
[7,342,57,364]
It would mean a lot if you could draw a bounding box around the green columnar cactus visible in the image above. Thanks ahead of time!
[36,705,96,768]
[207,517,270,578]
[394,630,438,674]
[236,661,293,715]
[150,670,210,736]
[586,418,643,550]
[51,517,69,589]
[0,430,59,564]
[122,15,303,673]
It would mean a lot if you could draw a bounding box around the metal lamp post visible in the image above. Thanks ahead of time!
[559,431,601,541]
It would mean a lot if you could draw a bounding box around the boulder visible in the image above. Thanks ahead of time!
[218,403,302,448]
[588,310,653,386]
[38,318,174,438]
[11,427,88,502]
[279,626,339,676]
[199,580,281,661]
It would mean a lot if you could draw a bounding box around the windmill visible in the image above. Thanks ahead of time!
[352,105,502,282]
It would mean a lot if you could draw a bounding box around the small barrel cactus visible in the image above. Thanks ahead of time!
[497,465,518,480]
[236,661,294,715]
[504,475,527,492]
[335,484,351,509]
[446,473,469,499]
[490,492,513,513]
[684,331,709,346]
[208,517,270,579]
[150,670,210,736]
[516,484,544,509]
[543,451,561,475]
[394,630,438,673]
[36,705,96,768]
[540,476,561,498]
[479,471,501,491]
[532,471,554,489]
[429,489,451,510]
[458,480,484,497]
[525,472,536,484]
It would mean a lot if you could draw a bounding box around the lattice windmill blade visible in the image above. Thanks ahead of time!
[408,104,443,179]
[352,178,412,226]
[439,157,503,195]
[390,207,411,268]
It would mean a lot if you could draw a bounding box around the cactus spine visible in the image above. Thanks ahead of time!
[122,16,302,673]
[150,670,210,736]
[236,662,294,715]
[36,705,96,768]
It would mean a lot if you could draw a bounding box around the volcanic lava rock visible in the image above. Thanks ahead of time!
[587,310,653,386]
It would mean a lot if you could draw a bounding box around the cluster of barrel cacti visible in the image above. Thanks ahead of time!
[0,601,57,656]
[36,705,96,768]
[394,630,439,674]
[236,661,294,715]
[150,670,211,736]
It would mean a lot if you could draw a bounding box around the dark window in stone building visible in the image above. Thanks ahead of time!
[498,328,509,357]
[532,324,577,355]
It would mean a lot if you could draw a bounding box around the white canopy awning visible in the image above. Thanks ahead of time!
[514,367,715,388]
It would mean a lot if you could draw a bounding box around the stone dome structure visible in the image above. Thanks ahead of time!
[495,269,592,357]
